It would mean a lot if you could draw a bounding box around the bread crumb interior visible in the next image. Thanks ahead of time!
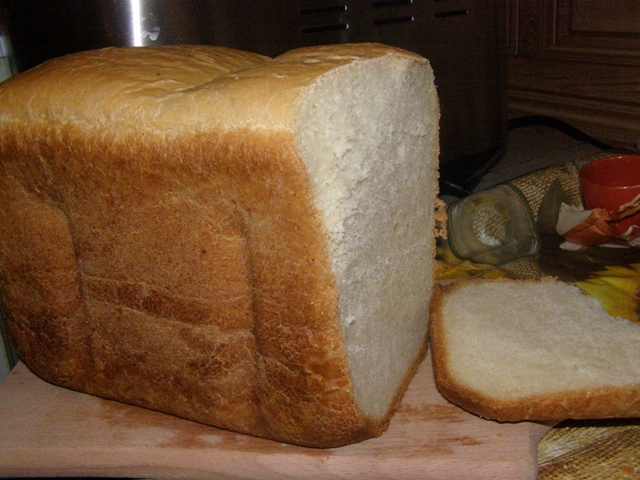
[442,281,640,399]
[295,56,438,419]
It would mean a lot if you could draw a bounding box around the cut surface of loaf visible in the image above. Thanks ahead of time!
[0,44,440,447]
[430,279,640,422]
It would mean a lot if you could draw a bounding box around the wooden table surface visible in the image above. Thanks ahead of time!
[0,352,549,479]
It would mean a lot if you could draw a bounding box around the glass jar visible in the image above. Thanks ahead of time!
[446,184,539,266]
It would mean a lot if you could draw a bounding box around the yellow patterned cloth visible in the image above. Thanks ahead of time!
[437,157,640,479]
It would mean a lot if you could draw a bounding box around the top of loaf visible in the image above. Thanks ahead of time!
[0,43,425,133]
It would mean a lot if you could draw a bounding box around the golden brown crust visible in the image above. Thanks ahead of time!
[0,43,432,448]
[429,279,640,423]
[433,198,447,239]
[0,123,364,447]
[0,43,424,133]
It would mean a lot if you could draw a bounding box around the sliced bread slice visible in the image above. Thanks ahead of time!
[430,278,640,422]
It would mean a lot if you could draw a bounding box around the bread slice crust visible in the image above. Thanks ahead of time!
[430,279,640,422]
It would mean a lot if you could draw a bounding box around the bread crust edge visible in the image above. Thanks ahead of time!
[429,279,640,423]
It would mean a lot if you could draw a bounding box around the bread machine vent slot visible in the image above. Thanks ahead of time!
[434,9,469,18]
[374,16,414,26]
[301,23,349,34]
[300,4,348,15]
[372,0,414,27]
[300,3,348,34]
[372,0,413,7]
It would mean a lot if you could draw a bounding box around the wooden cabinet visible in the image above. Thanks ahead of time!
[507,0,640,150]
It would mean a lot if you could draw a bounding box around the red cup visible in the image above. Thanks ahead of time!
[579,155,640,236]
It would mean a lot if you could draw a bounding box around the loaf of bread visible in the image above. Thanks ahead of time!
[430,279,640,422]
[0,44,440,447]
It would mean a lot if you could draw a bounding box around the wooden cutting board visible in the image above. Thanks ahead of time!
[0,353,549,479]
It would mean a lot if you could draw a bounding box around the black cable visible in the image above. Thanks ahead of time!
[441,180,474,198]
[507,115,614,151]
[441,115,616,199]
